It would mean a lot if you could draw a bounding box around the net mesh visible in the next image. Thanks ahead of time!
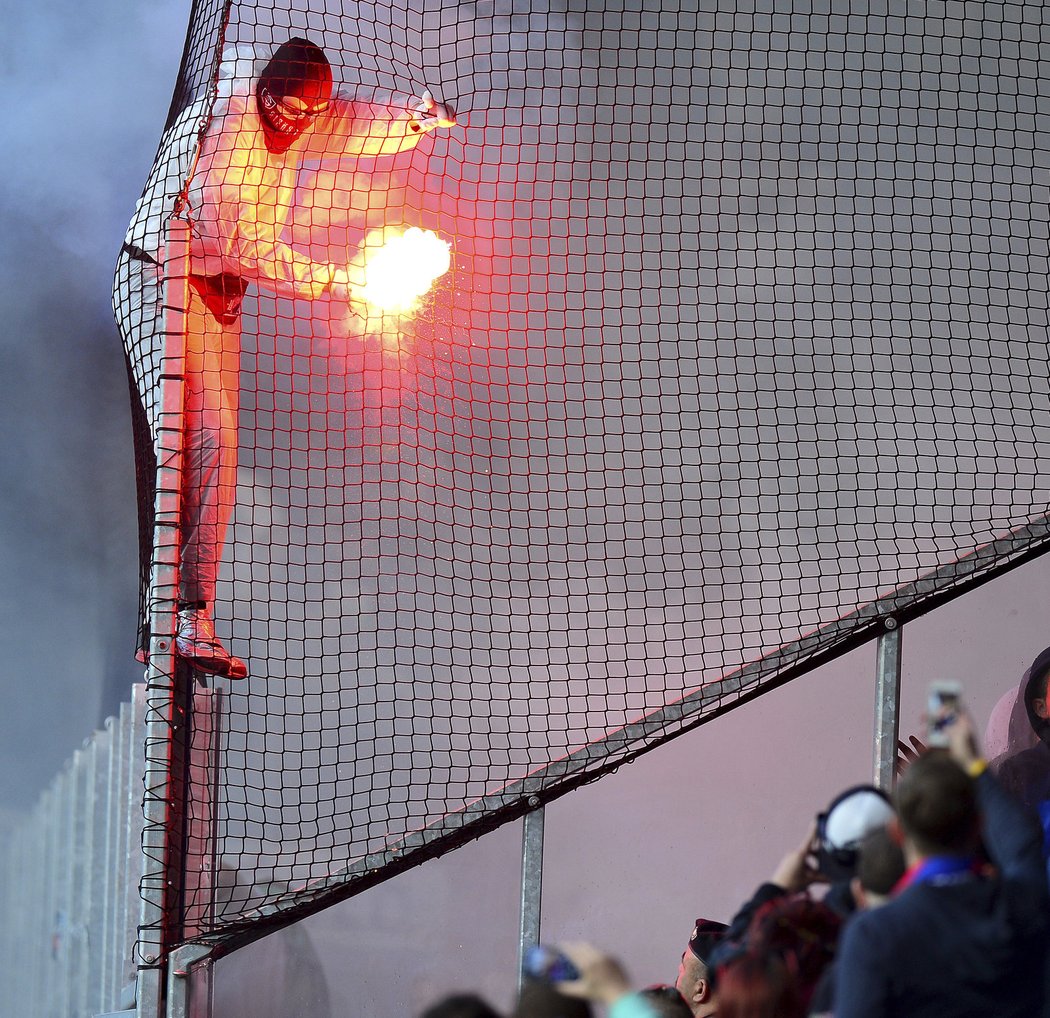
[114,0,1050,941]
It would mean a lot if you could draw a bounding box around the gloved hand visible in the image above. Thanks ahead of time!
[329,265,398,336]
[411,89,456,132]
[328,267,363,312]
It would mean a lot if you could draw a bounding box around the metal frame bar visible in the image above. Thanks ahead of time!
[874,620,903,790]
[137,217,193,1018]
[167,944,214,1018]
[183,688,223,941]
[517,805,545,994]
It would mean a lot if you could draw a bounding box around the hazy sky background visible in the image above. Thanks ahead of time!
[1,0,187,822]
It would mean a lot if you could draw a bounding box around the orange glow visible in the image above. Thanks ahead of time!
[358,228,451,314]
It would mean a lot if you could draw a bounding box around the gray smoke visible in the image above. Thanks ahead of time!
[0,0,187,817]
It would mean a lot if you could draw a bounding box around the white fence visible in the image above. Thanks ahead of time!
[1,685,147,1018]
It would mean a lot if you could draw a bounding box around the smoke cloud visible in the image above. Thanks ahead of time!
[0,0,187,816]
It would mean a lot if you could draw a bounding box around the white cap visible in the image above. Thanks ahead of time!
[825,787,895,850]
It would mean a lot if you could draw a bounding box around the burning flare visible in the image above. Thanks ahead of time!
[358,227,451,313]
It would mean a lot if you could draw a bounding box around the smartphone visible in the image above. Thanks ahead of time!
[927,680,962,747]
[523,944,580,983]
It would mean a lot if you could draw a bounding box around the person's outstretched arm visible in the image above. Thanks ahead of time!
[300,88,456,161]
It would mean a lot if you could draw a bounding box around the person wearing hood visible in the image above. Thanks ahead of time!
[995,645,1050,850]
[114,36,455,679]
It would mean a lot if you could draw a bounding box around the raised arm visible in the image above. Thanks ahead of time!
[943,707,1047,892]
[297,88,456,162]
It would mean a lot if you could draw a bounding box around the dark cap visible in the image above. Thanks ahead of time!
[687,918,728,962]
[258,37,333,104]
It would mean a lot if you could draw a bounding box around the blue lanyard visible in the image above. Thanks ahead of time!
[894,855,979,894]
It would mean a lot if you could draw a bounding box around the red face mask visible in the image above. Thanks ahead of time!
[254,37,334,152]
[258,85,330,139]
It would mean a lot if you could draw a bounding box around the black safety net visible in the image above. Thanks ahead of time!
[114,0,1050,944]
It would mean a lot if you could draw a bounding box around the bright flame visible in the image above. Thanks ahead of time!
[359,228,451,313]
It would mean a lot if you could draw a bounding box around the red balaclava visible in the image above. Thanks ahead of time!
[256,37,334,153]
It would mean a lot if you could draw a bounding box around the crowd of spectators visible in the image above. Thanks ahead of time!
[418,646,1050,1018]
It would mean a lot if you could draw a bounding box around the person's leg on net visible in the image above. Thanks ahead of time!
[176,286,247,679]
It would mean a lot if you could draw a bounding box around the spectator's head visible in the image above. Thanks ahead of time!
[852,824,906,909]
[715,951,805,1018]
[421,994,502,1018]
[1022,645,1050,742]
[638,985,694,1018]
[675,918,727,1016]
[815,785,895,882]
[893,750,979,858]
[746,896,840,1009]
[256,36,334,152]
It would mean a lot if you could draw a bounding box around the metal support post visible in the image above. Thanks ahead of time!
[136,216,193,1018]
[874,618,903,790]
[517,802,545,994]
[183,688,223,939]
[167,944,214,1018]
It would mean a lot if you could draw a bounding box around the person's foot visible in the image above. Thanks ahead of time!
[175,606,248,679]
